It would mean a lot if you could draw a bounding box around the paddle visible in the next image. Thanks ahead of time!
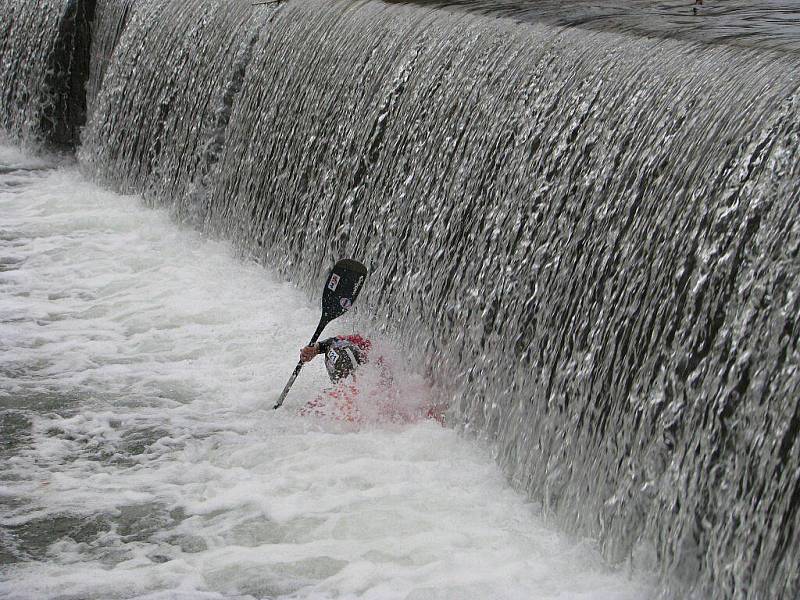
[273,259,368,409]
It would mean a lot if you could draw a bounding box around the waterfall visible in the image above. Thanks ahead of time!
[79,0,266,222]
[1,0,94,148]
[85,0,134,119]
[3,0,799,597]
[208,6,800,594]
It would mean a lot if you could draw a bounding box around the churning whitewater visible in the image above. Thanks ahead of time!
[0,143,651,599]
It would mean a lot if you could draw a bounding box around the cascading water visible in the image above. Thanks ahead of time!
[2,0,799,598]
[0,0,94,148]
[84,0,135,120]
[206,3,800,594]
[79,0,265,221]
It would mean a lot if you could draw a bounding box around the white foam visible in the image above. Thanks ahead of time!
[0,143,652,599]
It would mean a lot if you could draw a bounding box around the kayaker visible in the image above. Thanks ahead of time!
[299,334,371,382]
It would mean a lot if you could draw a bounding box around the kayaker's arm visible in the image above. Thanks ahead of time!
[299,337,336,363]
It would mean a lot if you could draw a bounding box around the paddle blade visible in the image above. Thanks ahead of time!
[321,259,367,322]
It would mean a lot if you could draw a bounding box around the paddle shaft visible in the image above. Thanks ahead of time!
[273,319,328,409]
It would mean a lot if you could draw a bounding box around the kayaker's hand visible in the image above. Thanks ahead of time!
[300,344,319,363]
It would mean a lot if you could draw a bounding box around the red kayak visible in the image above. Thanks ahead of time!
[298,379,445,426]
[297,334,445,426]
